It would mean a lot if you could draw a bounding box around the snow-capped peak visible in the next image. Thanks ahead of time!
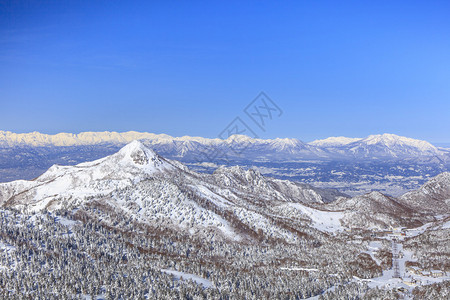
[269,137,304,148]
[343,133,441,158]
[361,133,437,150]
[87,140,178,176]
[116,140,161,166]
[0,141,180,211]
[309,134,439,153]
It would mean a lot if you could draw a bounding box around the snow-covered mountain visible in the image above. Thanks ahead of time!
[1,140,448,240]
[323,171,450,229]
[1,130,447,161]
[346,134,442,158]
[0,141,350,243]
[399,172,450,214]
[0,141,179,210]
[0,130,175,147]
[0,141,448,299]
[310,133,444,159]
[329,191,428,229]
[0,130,309,152]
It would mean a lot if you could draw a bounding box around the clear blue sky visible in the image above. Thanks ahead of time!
[1,1,449,142]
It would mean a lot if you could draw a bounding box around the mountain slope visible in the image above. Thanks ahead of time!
[0,141,349,243]
[329,191,427,229]
[310,133,444,159]
[0,141,179,210]
[399,171,450,214]
[324,171,450,229]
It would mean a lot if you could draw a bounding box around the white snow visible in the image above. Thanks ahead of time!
[363,241,382,265]
[55,216,79,228]
[188,185,234,208]
[161,269,213,288]
[287,203,344,232]
[363,134,437,152]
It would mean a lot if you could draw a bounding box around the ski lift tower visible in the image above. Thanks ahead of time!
[392,238,401,278]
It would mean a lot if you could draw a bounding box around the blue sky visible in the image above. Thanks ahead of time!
[1,1,449,143]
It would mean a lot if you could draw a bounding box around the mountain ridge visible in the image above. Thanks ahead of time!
[1,130,447,150]
[1,131,448,163]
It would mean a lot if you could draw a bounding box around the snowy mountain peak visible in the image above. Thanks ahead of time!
[37,141,176,184]
[100,140,179,176]
[116,140,161,166]
[362,133,437,151]
[340,133,443,158]
[366,133,400,143]
[0,141,180,210]
[309,134,439,153]
[269,138,305,149]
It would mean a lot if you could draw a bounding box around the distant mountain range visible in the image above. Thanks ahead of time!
[1,130,448,161]
[0,131,449,196]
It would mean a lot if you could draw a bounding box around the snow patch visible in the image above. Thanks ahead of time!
[161,269,213,288]
[287,203,344,232]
